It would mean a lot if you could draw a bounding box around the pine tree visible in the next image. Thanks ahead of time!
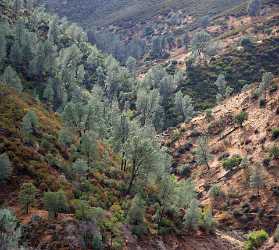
[21,110,39,136]
[174,91,194,122]
[0,153,12,183]
[72,159,89,178]
[0,32,7,69]
[214,74,233,102]
[43,82,55,106]
[19,182,37,214]
[126,56,137,76]
[247,0,262,17]
[80,131,98,166]
[58,128,74,149]
[128,195,145,225]
[195,135,212,171]
[1,66,23,92]
[0,209,21,249]
[183,199,200,231]
[43,190,68,219]
[191,31,211,60]
[250,166,264,197]
[258,72,273,100]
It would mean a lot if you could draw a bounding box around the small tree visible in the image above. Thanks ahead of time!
[58,128,74,149]
[21,111,39,136]
[258,72,273,100]
[43,190,68,219]
[249,166,264,197]
[43,83,54,107]
[0,209,21,249]
[183,199,200,231]
[235,111,248,128]
[191,31,211,61]
[1,66,23,92]
[214,74,233,102]
[72,159,89,178]
[274,224,279,242]
[200,208,215,233]
[80,131,98,166]
[247,0,262,17]
[19,182,37,214]
[126,56,137,76]
[0,153,12,183]
[195,135,213,171]
[128,195,145,226]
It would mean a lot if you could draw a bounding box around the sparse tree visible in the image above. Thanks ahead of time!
[0,153,12,183]
[0,32,7,69]
[195,135,212,171]
[80,131,98,166]
[126,56,137,76]
[19,182,37,214]
[191,31,211,61]
[1,66,23,92]
[128,195,145,225]
[43,82,55,107]
[58,128,74,149]
[43,190,68,219]
[258,72,273,100]
[250,166,264,197]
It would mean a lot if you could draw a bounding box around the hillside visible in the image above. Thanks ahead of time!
[163,77,279,246]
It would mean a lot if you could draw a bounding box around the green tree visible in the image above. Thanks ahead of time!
[21,110,39,135]
[235,111,248,128]
[183,199,200,231]
[1,66,23,92]
[191,31,211,61]
[58,128,74,149]
[0,209,21,249]
[43,81,55,107]
[176,178,197,209]
[43,190,68,219]
[0,32,7,69]
[19,182,37,214]
[80,131,98,167]
[195,135,213,171]
[0,153,12,183]
[247,0,262,17]
[258,72,273,100]
[214,74,233,102]
[174,91,194,122]
[128,195,145,225]
[72,159,89,178]
[250,166,264,197]
[126,56,137,76]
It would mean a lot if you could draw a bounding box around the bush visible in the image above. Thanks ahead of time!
[131,224,148,237]
[209,185,222,199]
[205,109,213,121]
[177,165,191,177]
[259,97,266,108]
[200,209,215,233]
[271,128,279,140]
[244,230,268,250]
[222,155,242,170]
[19,182,37,214]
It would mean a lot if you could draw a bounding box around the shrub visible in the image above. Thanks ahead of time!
[244,230,268,250]
[177,165,191,177]
[208,185,222,199]
[271,128,279,140]
[235,111,248,127]
[205,109,213,121]
[259,97,266,108]
[222,155,242,170]
[200,209,215,233]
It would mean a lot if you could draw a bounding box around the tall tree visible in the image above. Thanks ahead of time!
[191,31,211,61]
[183,199,201,231]
[19,182,37,214]
[247,0,262,17]
[174,91,194,122]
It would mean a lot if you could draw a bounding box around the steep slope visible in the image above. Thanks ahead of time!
[163,78,279,242]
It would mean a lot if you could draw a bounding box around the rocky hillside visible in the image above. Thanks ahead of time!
[163,77,279,248]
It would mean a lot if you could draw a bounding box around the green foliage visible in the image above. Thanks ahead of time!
[0,209,21,249]
[19,182,37,214]
[43,190,68,218]
[175,91,194,123]
[72,159,89,177]
[214,74,233,102]
[249,166,264,196]
[208,185,222,199]
[205,109,213,121]
[80,131,98,166]
[244,230,268,250]
[200,209,215,233]
[0,153,12,182]
[270,145,279,159]
[195,135,213,170]
[183,199,200,231]
[1,66,23,92]
[128,195,145,226]
[21,110,39,136]
[191,31,211,57]
[271,128,279,140]
[222,155,242,170]
[58,128,74,148]
[234,111,248,127]
[247,0,262,17]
